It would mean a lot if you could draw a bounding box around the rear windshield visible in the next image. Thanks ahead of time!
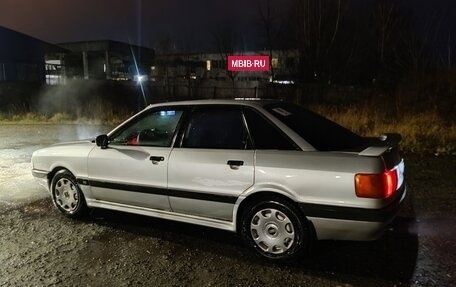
[264,103,366,151]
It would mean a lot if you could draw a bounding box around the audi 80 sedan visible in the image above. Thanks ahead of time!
[32,99,406,261]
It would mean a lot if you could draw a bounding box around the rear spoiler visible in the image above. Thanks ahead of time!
[359,133,402,157]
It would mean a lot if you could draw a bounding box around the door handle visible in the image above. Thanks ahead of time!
[227,160,244,166]
[150,156,165,163]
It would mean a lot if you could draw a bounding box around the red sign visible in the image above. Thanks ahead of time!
[227,55,270,71]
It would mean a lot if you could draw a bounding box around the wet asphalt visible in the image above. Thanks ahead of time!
[0,124,455,287]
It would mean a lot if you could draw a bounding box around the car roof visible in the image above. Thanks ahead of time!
[110,98,316,151]
[145,99,281,109]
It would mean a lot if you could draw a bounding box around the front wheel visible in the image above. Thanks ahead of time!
[51,170,88,218]
[240,198,311,261]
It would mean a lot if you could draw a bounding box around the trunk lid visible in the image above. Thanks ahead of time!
[359,133,402,168]
[361,133,405,187]
[355,133,405,198]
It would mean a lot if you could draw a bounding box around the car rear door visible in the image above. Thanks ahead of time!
[86,107,184,210]
[167,105,254,221]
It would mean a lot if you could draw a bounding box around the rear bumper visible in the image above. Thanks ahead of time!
[300,184,407,240]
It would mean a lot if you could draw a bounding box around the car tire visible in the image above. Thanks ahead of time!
[240,197,311,262]
[50,170,88,218]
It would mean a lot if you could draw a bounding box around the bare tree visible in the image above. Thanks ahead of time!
[211,23,240,96]
[289,0,354,84]
[447,33,452,70]
[257,0,283,80]
[257,0,292,97]
[397,11,444,76]
[374,0,396,65]
[155,35,177,99]
[370,0,427,89]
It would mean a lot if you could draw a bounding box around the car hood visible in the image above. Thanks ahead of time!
[49,139,94,147]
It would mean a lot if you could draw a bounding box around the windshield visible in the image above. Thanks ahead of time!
[264,103,366,151]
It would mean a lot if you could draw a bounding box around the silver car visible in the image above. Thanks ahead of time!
[31,99,406,261]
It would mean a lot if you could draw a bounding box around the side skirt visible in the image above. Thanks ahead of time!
[85,199,236,232]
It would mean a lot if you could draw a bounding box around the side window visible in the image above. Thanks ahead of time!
[110,109,183,147]
[182,106,248,149]
[244,108,297,150]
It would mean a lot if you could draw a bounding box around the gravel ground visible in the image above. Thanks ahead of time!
[0,125,455,286]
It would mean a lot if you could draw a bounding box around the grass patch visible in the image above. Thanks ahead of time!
[0,112,128,126]
[311,104,456,154]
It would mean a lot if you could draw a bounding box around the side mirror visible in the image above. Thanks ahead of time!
[95,134,109,149]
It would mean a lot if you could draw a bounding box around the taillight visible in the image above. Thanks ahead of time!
[355,169,398,199]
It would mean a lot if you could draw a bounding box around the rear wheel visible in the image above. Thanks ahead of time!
[51,170,88,218]
[240,197,310,261]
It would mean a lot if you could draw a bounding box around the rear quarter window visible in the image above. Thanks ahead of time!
[243,108,298,150]
[264,103,366,151]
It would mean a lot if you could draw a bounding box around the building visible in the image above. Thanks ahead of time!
[152,49,300,86]
[0,25,66,83]
[49,40,155,82]
[150,49,300,98]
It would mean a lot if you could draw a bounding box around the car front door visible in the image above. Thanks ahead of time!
[86,107,184,210]
[167,105,255,221]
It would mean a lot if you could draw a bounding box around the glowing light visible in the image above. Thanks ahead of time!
[272,80,294,85]
[159,111,176,116]
[129,44,147,104]
[235,97,262,101]
[271,58,278,68]
[135,75,145,82]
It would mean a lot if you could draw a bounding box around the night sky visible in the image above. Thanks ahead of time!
[0,0,454,52]
[0,0,263,50]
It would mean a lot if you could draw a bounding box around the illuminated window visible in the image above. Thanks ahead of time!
[271,58,278,68]
[206,60,211,71]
